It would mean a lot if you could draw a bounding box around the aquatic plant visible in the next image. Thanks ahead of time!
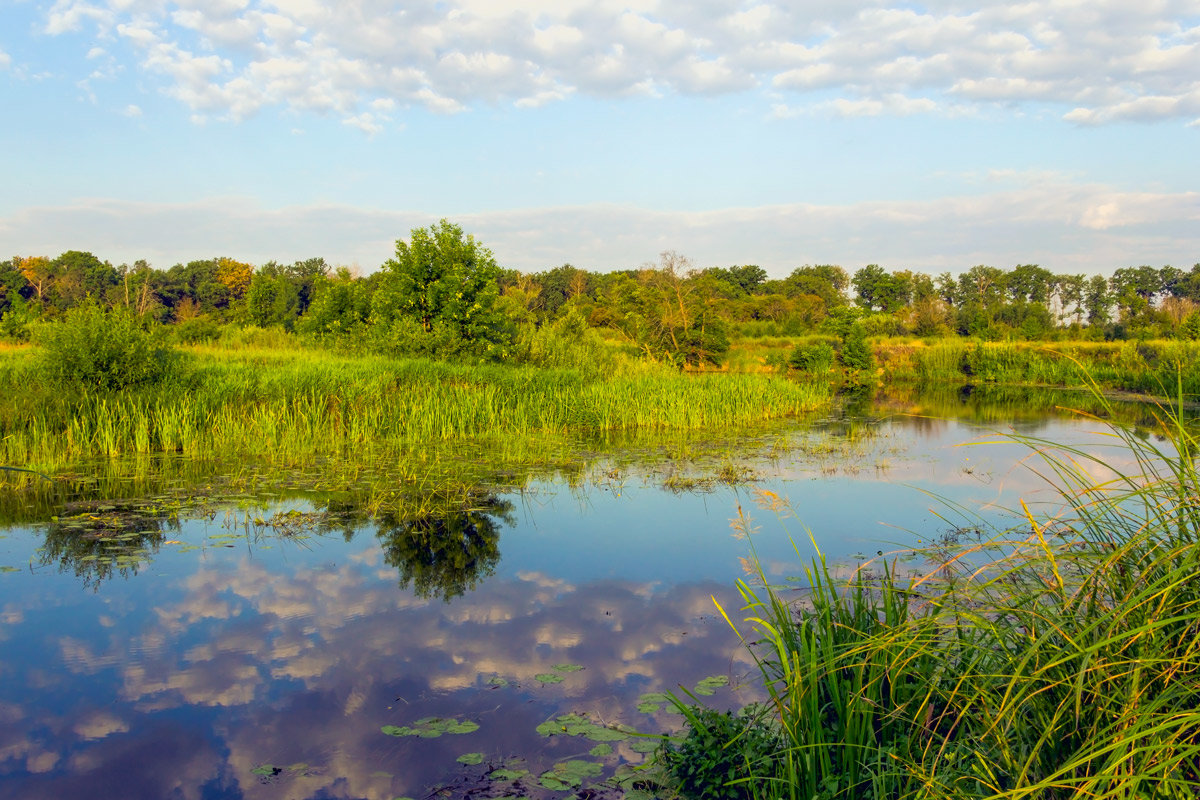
[0,346,829,468]
[676,387,1200,799]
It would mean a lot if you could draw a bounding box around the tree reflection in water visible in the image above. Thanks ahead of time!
[374,493,511,602]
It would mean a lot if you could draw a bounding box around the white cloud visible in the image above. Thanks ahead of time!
[122,103,142,116]
[3,182,1198,275]
[0,49,10,70]
[36,1,1200,128]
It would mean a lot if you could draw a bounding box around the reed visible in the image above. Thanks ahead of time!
[0,346,830,468]
[673,384,1200,799]
[888,339,1200,397]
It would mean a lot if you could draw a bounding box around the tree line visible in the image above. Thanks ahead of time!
[3,221,1199,367]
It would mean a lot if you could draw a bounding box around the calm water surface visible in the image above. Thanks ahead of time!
[0,408,1127,799]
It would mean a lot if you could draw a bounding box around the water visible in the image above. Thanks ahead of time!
[0,409,1132,799]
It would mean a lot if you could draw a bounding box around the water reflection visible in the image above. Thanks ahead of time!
[37,501,178,589]
[1,401,1190,799]
[0,526,757,799]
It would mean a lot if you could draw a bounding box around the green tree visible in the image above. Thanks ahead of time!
[853,264,912,313]
[372,220,510,358]
[245,264,301,329]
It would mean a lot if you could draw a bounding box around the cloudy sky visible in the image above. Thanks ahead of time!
[1,0,1198,276]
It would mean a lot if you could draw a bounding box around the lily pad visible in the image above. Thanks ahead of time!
[535,712,630,742]
[552,663,584,672]
[456,752,484,765]
[488,767,529,781]
[589,743,613,757]
[486,676,509,687]
[692,675,729,696]
[538,759,602,790]
[636,691,670,713]
[534,673,564,684]
[629,736,663,754]
[381,717,479,738]
[250,764,281,777]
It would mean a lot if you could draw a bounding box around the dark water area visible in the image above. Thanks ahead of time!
[0,393,1167,799]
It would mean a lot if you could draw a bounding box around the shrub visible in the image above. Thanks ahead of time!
[788,340,836,373]
[657,706,781,800]
[39,304,178,391]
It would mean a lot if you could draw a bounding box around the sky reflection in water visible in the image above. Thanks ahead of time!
[0,413,1135,799]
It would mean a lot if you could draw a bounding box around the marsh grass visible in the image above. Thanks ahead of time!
[890,339,1200,398]
[0,346,829,468]
[688,385,1200,799]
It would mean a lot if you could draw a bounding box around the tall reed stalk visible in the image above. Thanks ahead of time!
[695,386,1200,799]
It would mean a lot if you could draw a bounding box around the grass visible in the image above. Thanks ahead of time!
[0,344,830,469]
[884,339,1200,397]
[662,382,1200,799]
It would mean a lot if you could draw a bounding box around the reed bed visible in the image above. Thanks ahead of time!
[681,389,1200,799]
[0,347,829,468]
[891,339,1200,397]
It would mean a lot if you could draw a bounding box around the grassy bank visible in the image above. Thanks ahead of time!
[0,344,830,469]
[880,339,1200,396]
[658,395,1200,799]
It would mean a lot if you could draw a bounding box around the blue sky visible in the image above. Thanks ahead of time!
[1,0,1198,277]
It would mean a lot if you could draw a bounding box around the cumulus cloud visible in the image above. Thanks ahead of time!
[0,48,10,70]
[34,1,1200,127]
[2,181,1198,274]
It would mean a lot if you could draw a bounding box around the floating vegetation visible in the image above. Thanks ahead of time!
[381,717,480,738]
[455,752,484,765]
[535,712,630,742]
[538,759,603,790]
[487,766,529,782]
[691,674,729,696]
[636,692,670,713]
[486,676,509,687]
[551,663,584,672]
[250,764,282,783]
[589,743,613,757]
[534,673,564,684]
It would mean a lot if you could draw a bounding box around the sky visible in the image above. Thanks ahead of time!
[1,0,1198,278]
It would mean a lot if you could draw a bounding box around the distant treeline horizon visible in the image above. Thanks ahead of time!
[3,222,1199,365]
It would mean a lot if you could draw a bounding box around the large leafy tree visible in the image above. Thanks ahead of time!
[372,220,510,358]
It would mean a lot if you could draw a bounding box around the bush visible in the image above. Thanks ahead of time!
[788,340,836,373]
[657,706,781,800]
[39,304,178,391]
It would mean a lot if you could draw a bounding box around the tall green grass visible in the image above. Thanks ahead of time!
[678,389,1200,799]
[893,340,1200,397]
[0,345,830,468]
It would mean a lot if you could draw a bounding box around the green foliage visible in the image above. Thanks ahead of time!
[39,303,178,391]
[836,324,874,373]
[0,293,34,341]
[373,219,511,359]
[717,394,1200,799]
[173,317,221,344]
[657,706,781,800]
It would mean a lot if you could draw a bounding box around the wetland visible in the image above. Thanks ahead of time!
[0,384,1158,800]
